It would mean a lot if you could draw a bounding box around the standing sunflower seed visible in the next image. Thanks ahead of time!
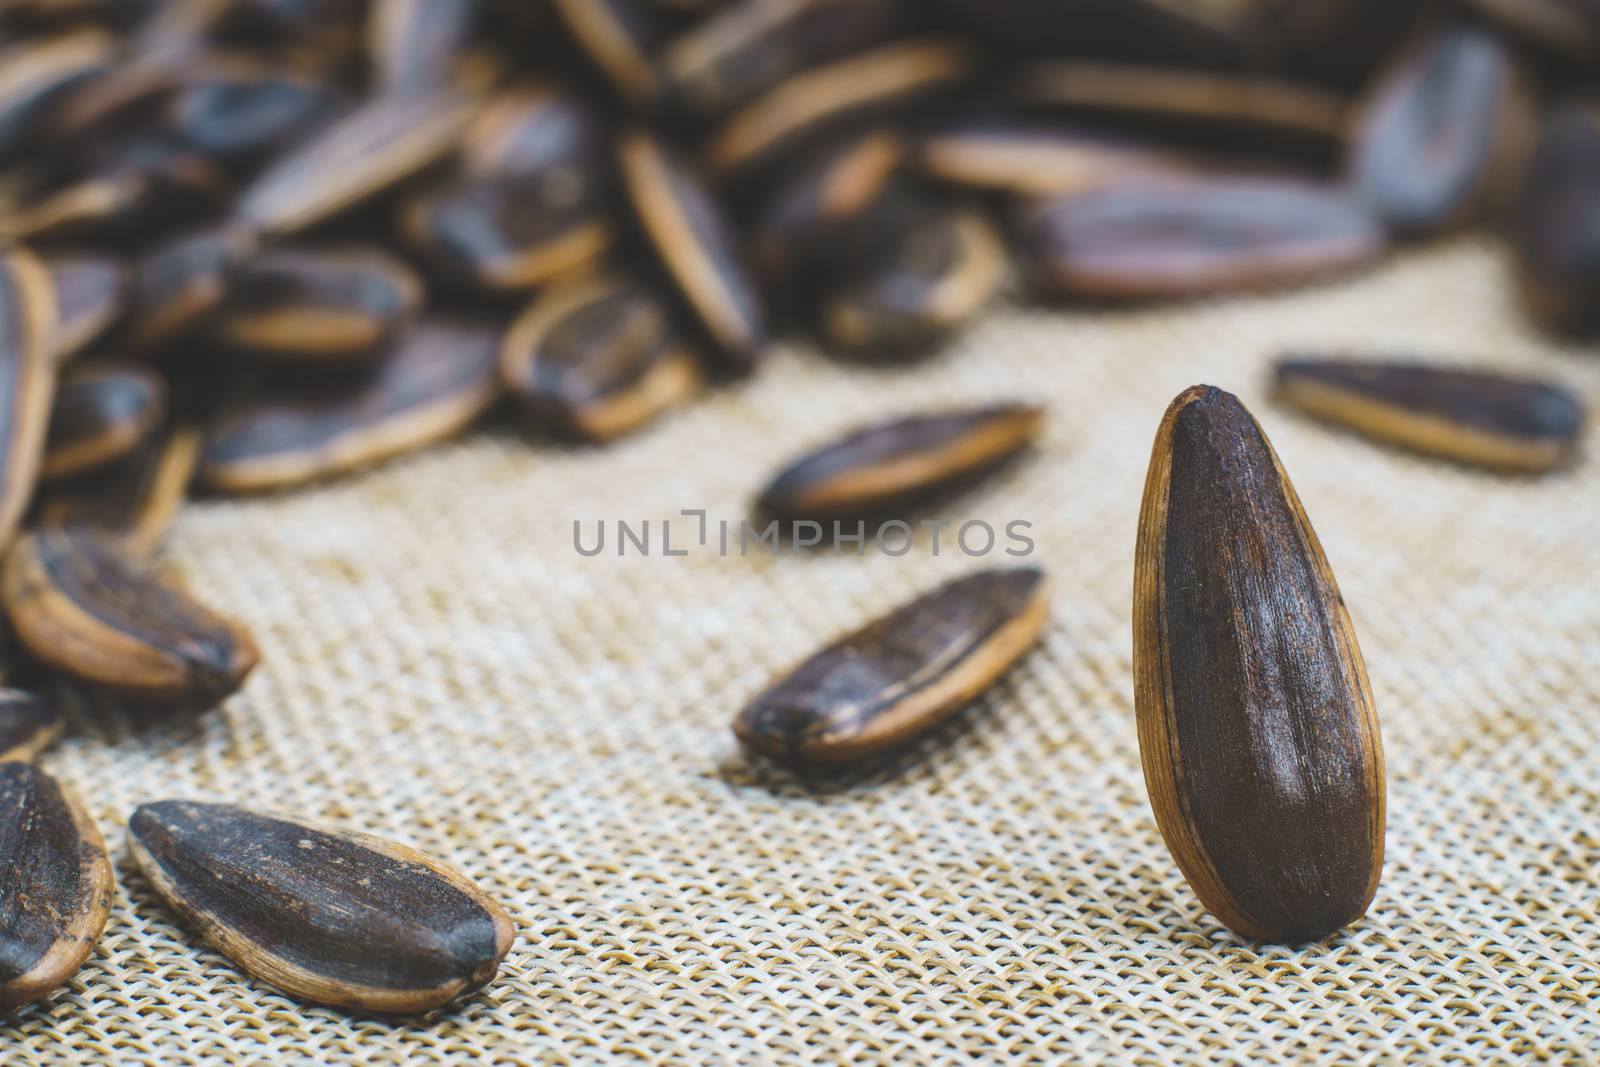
[1273,357,1584,472]
[199,318,502,492]
[1133,385,1385,942]
[0,690,62,763]
[0,248,57,553]
[0,761,113,1009]
[734,567,1049,764]
[127,800,516,1014]
[757,403,1044,522]
[43,362,168,482]
[2,527,259,705]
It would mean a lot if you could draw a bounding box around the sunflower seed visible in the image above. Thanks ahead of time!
[35,426,201,556]
[1510,103,1600,336]
[127,800,515,1014]
[917,118,1196,195]
[1134,385,1385,942]
[126,225,257,352]
[0,690,62,763]
[43,252,126,363]
[2,527,259,704]
[734,567,1048,764]
[0,761,112,1008]
[0,248,57,552]
[44,362,168,481]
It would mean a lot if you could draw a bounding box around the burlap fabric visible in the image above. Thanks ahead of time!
[5,238,1598,1064]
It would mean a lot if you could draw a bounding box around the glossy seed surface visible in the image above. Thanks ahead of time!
[757,404,1045,521]
[0,761,113,1008]
[127,800,516,1014]
[2,527,259,704]
[44,362,168,481]
[200,318,501,492]
[1133,385,1385,943]
[0,690,62,763]
[1274,358,1584,472]
[735,567,1049,764]
[500,272,700,442]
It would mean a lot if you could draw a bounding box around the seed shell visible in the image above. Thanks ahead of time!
[1274,358,1584,472]
[367,0,485,94]
[1017,175,1385,299]
[500,272,700,442]
[1510,104,1600,336]
[757,403,1044,521]
[199,318,502,492]
[0,29,116,164]
[127,800,516,1014]
[35,426,200,557]
[43,252,127,364]
[1133,385,1385,942]
[0,761,112,1008]
[2,527,259,704]
[126,225,257,352]
[918,118,1197,196]
[0,248,58,553]
[734,567,1049,764]
[44,362,168,482]
[0,690,62,763]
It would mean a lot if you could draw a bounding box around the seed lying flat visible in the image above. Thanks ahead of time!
[618,130,767,371]
[44,362,168,482]
[2,527,259,704]
[0,248,57,552]
[215,246,423,361]
[1133,385,1385,942]
[918,118,1196,196]
[1348,20,1533,236]
[757,404,1045,522]
[1510,104,1600,336]
[1017,176,1385,299]
[199,318,502,492]
[1274,357,1584,472]
[237,92,477,238]
[500,272,700,442]
[36,426,201,557]
[127,800,516,1014]
[126,225,256,352]
[0,761,113,1008]
[43,252,126,363]
[819,209,1005,356]
[0,690,62,763]
[735,567,1049,764]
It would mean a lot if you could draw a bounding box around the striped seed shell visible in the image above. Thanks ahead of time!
[917,118,1199,196]
[500,272,700,442]
[734,567,1049,764]
[199,318,502,492]
[1133,385,1385,942]
[126,225,256,352]
[44,362,168,482]
[2,527,259,704]
[237,92,477,237]
[215,245,423,361]
[367,0,486,94]
[757,404,1045,522]
[0,248,58,553]
[0,761,112,1008]
[618,129,767,371]
[548,0,673,107]
[0,690,62,763]
[1017,175,1385,300]
[35,426,201,557]
[127,800,516,1014]
[43,252,126,363]
[1273,357,1584,473]
[0,29,116,164]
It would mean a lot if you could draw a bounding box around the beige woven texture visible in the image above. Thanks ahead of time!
[6,238,1599,1064]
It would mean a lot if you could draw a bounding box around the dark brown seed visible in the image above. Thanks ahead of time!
[757,404,1045,522]
[35,426,201,557]
[0,248,57,553]
[1347,20,1533,237]
[236,92,477,238]
[215,246,423,361]
[0,690,62,763]
[818,209,1005,356]
[44,362,168,481]
[918,118,1199,196]
[1017,176,1385,300]
[2,527,259,704]
[0,29,116,164]
[403,174,615,294]
[656,0,909,119]
[1012,61,1349,155]
[617,130,767,371]
[169,67,342,170]
[126,225,257,352]
[127,800,516,1014]
[199,318,502,492]
[1274,358,1584,472]
[367,0,485,94]
[458,85,611,180]
[500,271,700,442]
[43,252,126,364]
[1455,0,1600,61]
[704,38,973,177]
[734,567,1049,764]
[0,173,147,244]
[1134,385,1385,942]
[0,761,112,1008]
[548,0,673,106]
[1509,104,1600,337]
